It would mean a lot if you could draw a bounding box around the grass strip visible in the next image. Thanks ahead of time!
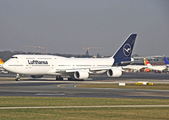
[0,107,169,120]
[0,97,169,119]
[0,97,169,107]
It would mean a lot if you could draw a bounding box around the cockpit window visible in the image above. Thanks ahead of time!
[11,57,18,59]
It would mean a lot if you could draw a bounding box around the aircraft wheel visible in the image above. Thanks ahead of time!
[15,78,20,81]
[56,76,63,81]
[60,77,63,80]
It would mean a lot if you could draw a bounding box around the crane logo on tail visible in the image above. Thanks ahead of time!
[123,44,131,57]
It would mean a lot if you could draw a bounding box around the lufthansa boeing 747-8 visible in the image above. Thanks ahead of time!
[3,33,137,81]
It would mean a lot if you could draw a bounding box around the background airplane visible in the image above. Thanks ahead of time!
[0,58,4,67]
[123,64,147,73]
[164,57,169,68]
[3,33,137,81]
[144,58,166,72]
[0,59,8,73]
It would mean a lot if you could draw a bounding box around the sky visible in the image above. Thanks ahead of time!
[0,0,169,56]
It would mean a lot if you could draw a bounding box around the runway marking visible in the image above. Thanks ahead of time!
[35,93,66,96]
[0,105,169,109]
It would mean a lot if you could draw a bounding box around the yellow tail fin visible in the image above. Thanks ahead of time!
[0,59,4,64]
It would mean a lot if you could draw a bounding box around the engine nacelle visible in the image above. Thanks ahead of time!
[107,69,122,77]
[30,75,44,78]
[74,71,89,80]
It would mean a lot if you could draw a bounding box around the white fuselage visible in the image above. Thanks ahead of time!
[147,65,166,72]
[3,55,114,76]
[2,33,137,80]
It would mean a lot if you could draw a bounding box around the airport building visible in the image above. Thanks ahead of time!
[132,55,169,65]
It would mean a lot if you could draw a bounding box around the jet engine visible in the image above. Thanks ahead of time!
[74,71,89,80]
[30,75,44,78]
[107,69,122,77]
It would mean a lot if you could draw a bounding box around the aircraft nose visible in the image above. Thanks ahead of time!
[2,62,9,70]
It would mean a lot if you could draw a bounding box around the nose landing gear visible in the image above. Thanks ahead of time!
[15,74,20,81]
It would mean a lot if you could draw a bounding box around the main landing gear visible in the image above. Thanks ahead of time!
[55,76,84,81]
[56,76,63,81]
[15,74,20,81]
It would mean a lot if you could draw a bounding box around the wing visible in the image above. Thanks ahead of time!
[47,66,122,74]
[55,66,122,73]
[122,65,148,70]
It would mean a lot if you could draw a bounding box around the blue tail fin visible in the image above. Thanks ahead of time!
[164,57,169,67]
[112,33,137,66]
[112,33,137,59]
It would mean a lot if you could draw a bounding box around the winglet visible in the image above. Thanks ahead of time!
[112,33,137,59]
[164,57,169,67]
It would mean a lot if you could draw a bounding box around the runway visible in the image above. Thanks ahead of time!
[0,72,169,99]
